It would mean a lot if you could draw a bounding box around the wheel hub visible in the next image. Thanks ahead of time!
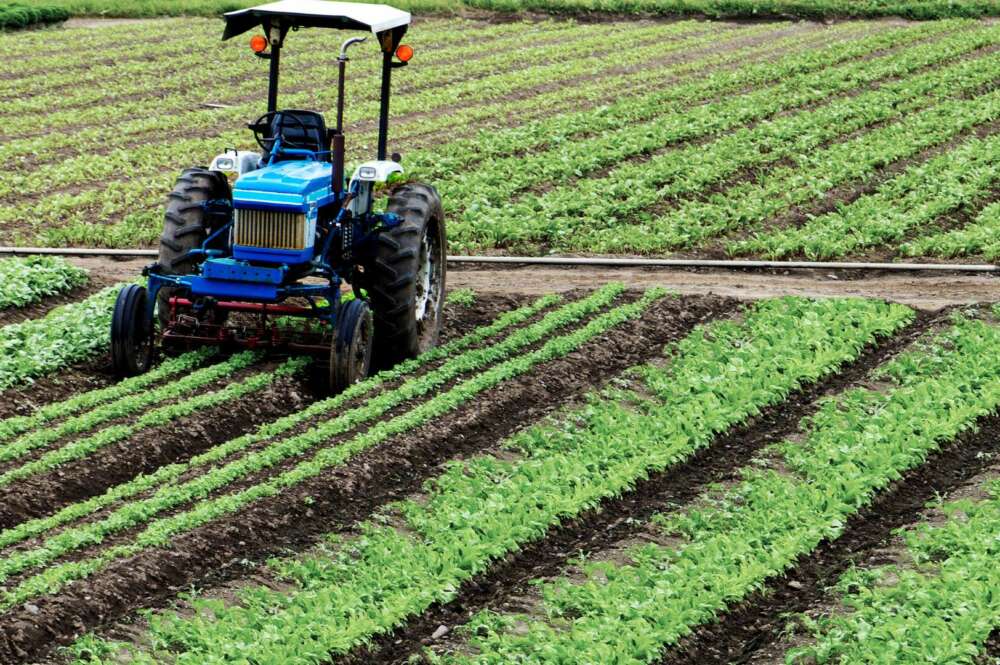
[415,227,440,324]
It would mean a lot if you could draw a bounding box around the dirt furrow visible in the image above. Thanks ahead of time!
[0,366,313,532]
[0,294,727,664]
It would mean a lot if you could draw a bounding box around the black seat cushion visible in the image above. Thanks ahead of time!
[268,110,329,160]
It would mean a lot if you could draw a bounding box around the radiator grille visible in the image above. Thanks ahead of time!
[234,209,308,250]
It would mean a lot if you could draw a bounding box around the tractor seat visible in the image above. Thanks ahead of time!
[267,110,329,161]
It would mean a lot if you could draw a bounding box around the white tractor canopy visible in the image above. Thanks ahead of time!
[223,0,410,47]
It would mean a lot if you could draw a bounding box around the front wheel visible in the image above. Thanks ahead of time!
[111,284,154,376]
[368,182,446,367]
[314,298,374,395]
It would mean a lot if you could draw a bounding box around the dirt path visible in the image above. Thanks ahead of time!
[71,257,999,311]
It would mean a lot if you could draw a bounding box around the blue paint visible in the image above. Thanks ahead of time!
[233,245,314,264]
[202,258,286,285]
[189,276,279,301]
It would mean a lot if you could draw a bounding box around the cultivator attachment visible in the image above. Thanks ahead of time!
[161,297,334,355]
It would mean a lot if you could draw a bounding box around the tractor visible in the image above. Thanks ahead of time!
[110,0,446,394]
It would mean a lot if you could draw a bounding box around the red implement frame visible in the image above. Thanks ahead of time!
[161,296,331,353]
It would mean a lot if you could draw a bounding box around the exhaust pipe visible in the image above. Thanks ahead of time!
[331,36,367,197]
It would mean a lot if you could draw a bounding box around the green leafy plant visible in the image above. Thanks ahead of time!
[446,288,476,308]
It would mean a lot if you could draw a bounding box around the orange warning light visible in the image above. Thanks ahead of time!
[250,35,268,53]
[395,44,413,62]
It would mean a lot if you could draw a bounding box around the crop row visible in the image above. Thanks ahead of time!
[445,27,1000,250]
[428,312,1000,664]
[0,256,87,311]
[0,285,634,610]
[0,294,558,554]
[74,296,913,663]
[579,68,1000,254]
[0,348,213,444]
[901,199,1000,260]
[732,129,1000,259]
[0,351,266,484]
[0,20,695,169]
[788,457,1000,663]
[0,284,124,391]
[2,22,852,246]
[10,21,943,248]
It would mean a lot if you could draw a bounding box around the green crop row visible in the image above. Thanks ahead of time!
[0,351,260,467]
[453,31,1000,251]
[0,352,287,490]
[788,472,1000,663]
[435,312,1000,664]
[0,284,125,390]
[0,285,655,613]
[0,287,613,588]
[80,297,912,664]
[0,21,922,247]
[731,131,1000,259]
[0,256,87,310]
[901,200,1000,260]
[0,19,649,146]
[581,77,1000,254]
[0,349,214,444]
[0,22,703,197]
[0,294,558,554]
[432,21,956,222]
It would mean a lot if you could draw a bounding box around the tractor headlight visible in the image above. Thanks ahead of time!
[216,157,236,171]
[359,166,377,179]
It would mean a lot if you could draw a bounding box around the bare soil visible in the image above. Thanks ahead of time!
[64,257,1000,311]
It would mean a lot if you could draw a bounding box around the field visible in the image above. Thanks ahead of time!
[3,15,1000,261]
[2,278,1000,663]
[5,5,1000,665]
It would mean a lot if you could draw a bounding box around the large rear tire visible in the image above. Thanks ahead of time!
[111,284,154,376]
[368,182,446,367]
[157,167,232,326]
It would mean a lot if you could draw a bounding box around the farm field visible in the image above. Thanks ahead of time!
[3,278,1000,663]
[6,3,1000,664]
[3,15,1000,261]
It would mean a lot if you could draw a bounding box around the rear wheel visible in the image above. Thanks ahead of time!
[314,298,374,395]
[157,167,232,326]
[111,284,154,376]
[368,182,446,367]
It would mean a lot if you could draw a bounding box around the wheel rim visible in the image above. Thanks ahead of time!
[414,225,442,329]
[354,311,373,379]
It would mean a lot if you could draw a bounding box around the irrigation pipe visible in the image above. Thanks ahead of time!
[0,247,997,273]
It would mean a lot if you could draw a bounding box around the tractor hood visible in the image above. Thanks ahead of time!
[233,160,335,212]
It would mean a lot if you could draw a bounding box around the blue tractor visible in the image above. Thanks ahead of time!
[110,0,446,394]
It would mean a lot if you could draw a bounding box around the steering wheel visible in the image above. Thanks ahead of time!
[248,111,311,153]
